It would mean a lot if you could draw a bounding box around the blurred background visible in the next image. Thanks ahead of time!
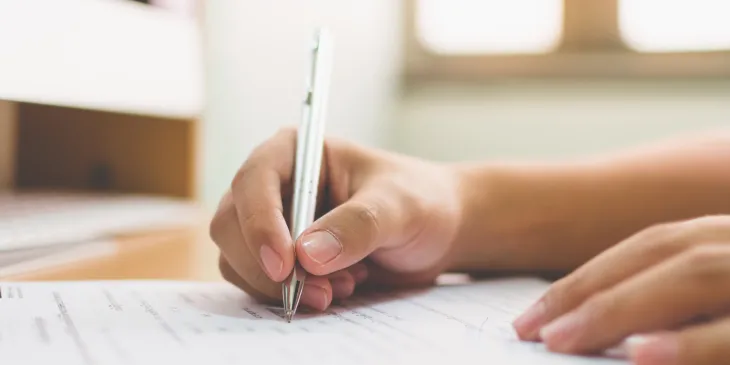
[0,0,729,279]
[3,0,730,209]
[201,0,730,207]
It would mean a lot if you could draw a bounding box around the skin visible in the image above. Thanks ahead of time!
[210,127,463,311]
[210,127,730,363]
[515,216,730,365]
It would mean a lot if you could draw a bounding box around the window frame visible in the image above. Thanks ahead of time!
[403,0,730,81]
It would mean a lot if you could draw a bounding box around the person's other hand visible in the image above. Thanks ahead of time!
[209,127,463,312]
[512,215,730,365]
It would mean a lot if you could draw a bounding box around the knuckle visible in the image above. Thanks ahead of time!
[329,201,381,252]
[634,221,689,256]
[239,209,278,243]
[638,221,677,242]
[675,217,716,243]
[235,130,294,182]
[684,215,727,229]
[543,276,581,313]
[232,161,257,190]
[271,127,298,149]
[350,201,380,234]
[681,245,730,284]
[582,291,618,321]
[209,200,234,245]
[240,210,262,232]
[208,216,222,244]
[683,245,721,266]
[276,125,298,139]
[402,190,429,222]
[538,289,562,316]
[680,215,730,241]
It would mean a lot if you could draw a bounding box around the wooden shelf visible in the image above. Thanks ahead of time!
[15,103,199,198]
[0,0,203,119]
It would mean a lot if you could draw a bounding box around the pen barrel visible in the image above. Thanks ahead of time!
[289,28,333,241]
[283,27,333,319]
[289,116,324,240]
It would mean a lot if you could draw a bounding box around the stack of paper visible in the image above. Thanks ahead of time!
[0,277,629,365]
[0,191,200,270]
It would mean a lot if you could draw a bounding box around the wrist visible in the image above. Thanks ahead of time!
[446,162,590,275]
[446,162,508,272]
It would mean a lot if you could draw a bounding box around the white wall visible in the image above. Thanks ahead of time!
[200,0,402,207]
[394,79,730,162]
[0,101,15,190]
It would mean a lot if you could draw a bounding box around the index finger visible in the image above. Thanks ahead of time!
[230,128,299,282]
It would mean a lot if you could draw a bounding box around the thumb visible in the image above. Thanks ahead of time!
[295,189,404,276]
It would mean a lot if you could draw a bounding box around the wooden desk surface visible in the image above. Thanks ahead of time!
[0,225,225,282]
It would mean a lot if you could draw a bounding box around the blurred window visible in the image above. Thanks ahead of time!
[407,0,730,79]
[415,0,563,54]
[619,0,730,52]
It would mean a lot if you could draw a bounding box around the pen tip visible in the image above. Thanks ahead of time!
[285,310,293,323]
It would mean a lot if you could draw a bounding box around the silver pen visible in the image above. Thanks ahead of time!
[282,27,334,323]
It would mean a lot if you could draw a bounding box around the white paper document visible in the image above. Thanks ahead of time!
[0,278,628,365]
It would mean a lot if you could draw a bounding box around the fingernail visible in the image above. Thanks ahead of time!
[259,245,283,280]
[540,312,585,351]
[301,231,342,264]
[331,278,354,298]
[300,283,329,311]
[630,335,679,365]
[513,300,547,340]
[351,265,368,283]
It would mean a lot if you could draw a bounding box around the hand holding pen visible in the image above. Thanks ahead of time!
[209,29,465,318]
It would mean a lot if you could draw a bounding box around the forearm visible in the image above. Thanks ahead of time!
[449,131,730,275]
